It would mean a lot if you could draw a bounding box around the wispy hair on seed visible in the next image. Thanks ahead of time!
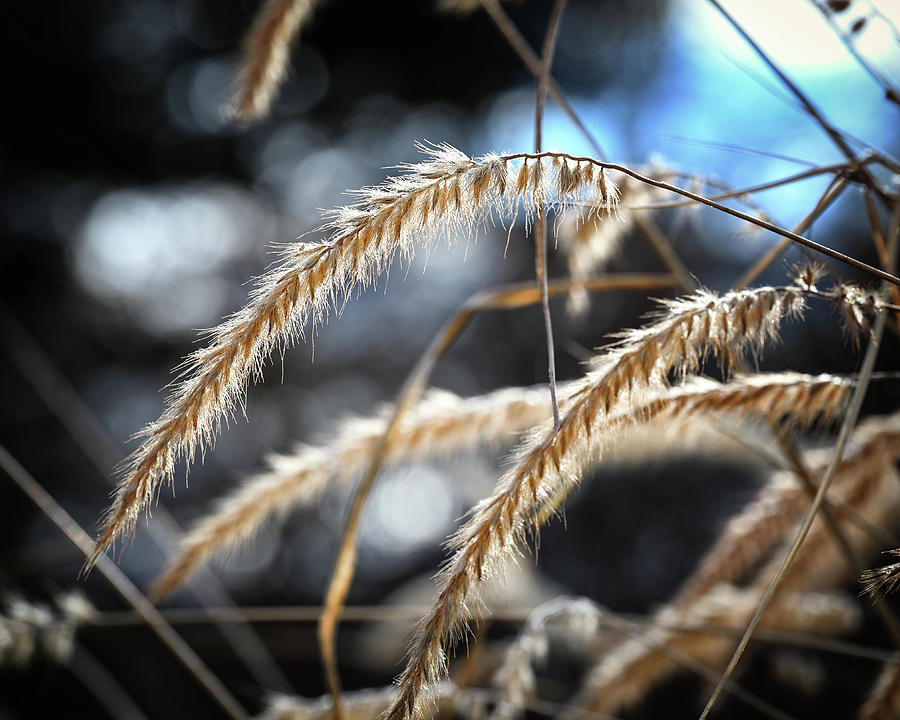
[89,145,625,567]
[149,382,580,601]
[382,366,863,720]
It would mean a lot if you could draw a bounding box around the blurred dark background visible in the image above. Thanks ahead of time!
[2,0,900,717]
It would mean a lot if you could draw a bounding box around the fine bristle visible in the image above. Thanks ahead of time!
[91,148,625,568]
[149,382,578,601]
[382,371,858,720]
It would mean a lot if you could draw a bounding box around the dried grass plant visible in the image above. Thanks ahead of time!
[7,1,900,719]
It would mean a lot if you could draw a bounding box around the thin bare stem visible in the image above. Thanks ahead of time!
[478,0,699,291]
[585,603,807,720]
[734,174,849,288]
[709,0,857,160]
[318,346,438,720]
[863,189,900,333]
[773,429,900,648]
[88,604,900,664]
[482,0,894,289]
[479,0,607,159]
[534,0,568,430]
[633,211,695,290]
[0,445,248,720]
[673,410,900,611]
[870,0,900,46]
[618,162,855,211]
[809,0,900,107]
[708,0,895,209]
[477,0,896,292]
[505,151,900,286]
[0,302,292,692]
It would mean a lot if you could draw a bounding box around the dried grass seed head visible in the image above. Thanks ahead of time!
[383,370,857,720]
[91,147,621,564]
[149,381,579,600]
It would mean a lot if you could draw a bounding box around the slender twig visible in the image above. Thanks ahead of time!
[863,189,900,333]
[478,0,899,288]
[774,428,900,648]
[0,445,248,720]
[661,134,817,166]
[534,0,568,430]
[632,211,695,290]
[478,2,701,289]
[615,161,857,211]
[708,0,894,207]
[710,0,857,160]
[483,0,895,205]
[735,171,900,656]
[699,198,900,720]
[597,613,799,720]
[0,302,293,693]
[809,0,900,107]
[87,605,900,663]
[867,190,891,265]
[734,174,849,288]
[479,0,606,159]
[869,0,900,46]
[478,0,701,291]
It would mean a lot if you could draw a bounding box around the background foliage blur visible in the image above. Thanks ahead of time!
[2,0,900,717]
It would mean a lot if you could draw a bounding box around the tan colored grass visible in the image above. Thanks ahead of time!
[572,412,900,717]
[765,464,900,593]
[92,137,886,569]
[757,413,900,596]
[677,411,900,607]
[382,366,857,720]
[149,381,580,601]
[151,375,788,602]
[229,0,322,124]
[91,146,623,567]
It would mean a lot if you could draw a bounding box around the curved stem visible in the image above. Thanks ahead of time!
[503,151,900,287]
